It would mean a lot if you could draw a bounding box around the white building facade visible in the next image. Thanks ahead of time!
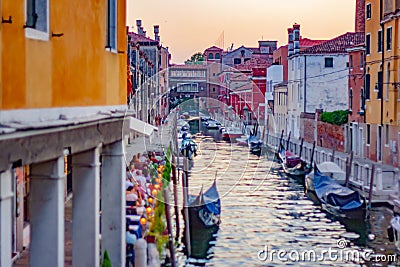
[286,32,364,139]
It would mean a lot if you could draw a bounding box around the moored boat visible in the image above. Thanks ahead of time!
[205,120,220,130]
[187,179,221,230]
[279,147,311,180]
[278,148,302,167]
[305,161,346,192]
[388,216,400,252]
[311,166,365,219]
[222,127,243,141]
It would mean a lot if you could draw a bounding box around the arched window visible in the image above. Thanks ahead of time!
[208,53,214,59]
[215,53,220,59]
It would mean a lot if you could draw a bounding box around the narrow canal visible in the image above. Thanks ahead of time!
[175,130,399,266]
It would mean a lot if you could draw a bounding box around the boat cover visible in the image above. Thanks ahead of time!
[189,180,221,215]
[314,168,363,211]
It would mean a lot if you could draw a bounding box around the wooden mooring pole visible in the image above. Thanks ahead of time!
[286,131,291,151]
[279,129,284,149]
[310,141,316,166]
[182,151,191,256]
[163,188,176,267]
[299,138,304,158]
[345,152,353,187]
[368,164,376,209]
[171,153,180,241]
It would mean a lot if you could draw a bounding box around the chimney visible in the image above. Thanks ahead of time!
[355,0,365,32]
[154,25,160,42]
[288,27,294,56]
[136,20,143,35]
[293,24,300,54]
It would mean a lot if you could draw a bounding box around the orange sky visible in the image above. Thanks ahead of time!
[127,0,356,64]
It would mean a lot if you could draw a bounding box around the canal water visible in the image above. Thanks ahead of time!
[175,130,399,266]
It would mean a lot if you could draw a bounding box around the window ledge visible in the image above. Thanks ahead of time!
[25,28,49,41]
[105,47,118,54]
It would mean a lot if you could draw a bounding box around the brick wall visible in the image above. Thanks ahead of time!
[300,113,315,143]
[317,122,345,152]
[300,111,345,151]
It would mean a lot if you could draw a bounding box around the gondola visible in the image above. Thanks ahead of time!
[310,165,366,219]
[187,179,221,229]
[247,123,263,155]
[279,147,310,180]
[185,180,221,261]
[305,161,346,192]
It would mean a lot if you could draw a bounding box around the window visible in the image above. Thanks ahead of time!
[367,124,371,145]
[378,71,383,99]
[360,52,364,68]
[366,34,371,55]
[378,30,383,52]
[212,87,216,92]
[106,0,117,50]
[208,53,214,60]
[325,57,333,68]
[349,55,353,68]
[234,58,241,65]
[177,83,198,92]
[361,88,365,110]
[215,53,220,59]
[387,27,392,50]
[349,89,353,110]
[365,73,371,99]
[366,3,372,19]
[25,0,49,40]
[386,63,391,101]
[386,124,389,145]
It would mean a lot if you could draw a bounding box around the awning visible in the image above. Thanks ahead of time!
[129,117,158,136]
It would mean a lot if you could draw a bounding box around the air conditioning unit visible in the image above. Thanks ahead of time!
[391,140,397,153]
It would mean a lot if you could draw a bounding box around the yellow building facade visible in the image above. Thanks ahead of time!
[365,0,400,166]
[1,0,126,111]
[0,1,129,266]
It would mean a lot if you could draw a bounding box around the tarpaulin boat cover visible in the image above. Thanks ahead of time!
[189,180,221,215]
[314,169,363,211]
[203,180,221,215]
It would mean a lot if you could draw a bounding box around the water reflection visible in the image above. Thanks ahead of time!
[176,131,398,266]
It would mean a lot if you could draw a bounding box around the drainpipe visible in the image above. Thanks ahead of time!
[304,55,307,113]
[380,0,384,126]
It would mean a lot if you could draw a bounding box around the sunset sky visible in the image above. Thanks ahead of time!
[127,0,356,64]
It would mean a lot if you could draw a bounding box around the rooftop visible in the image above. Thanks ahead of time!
[300,32,364,54]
